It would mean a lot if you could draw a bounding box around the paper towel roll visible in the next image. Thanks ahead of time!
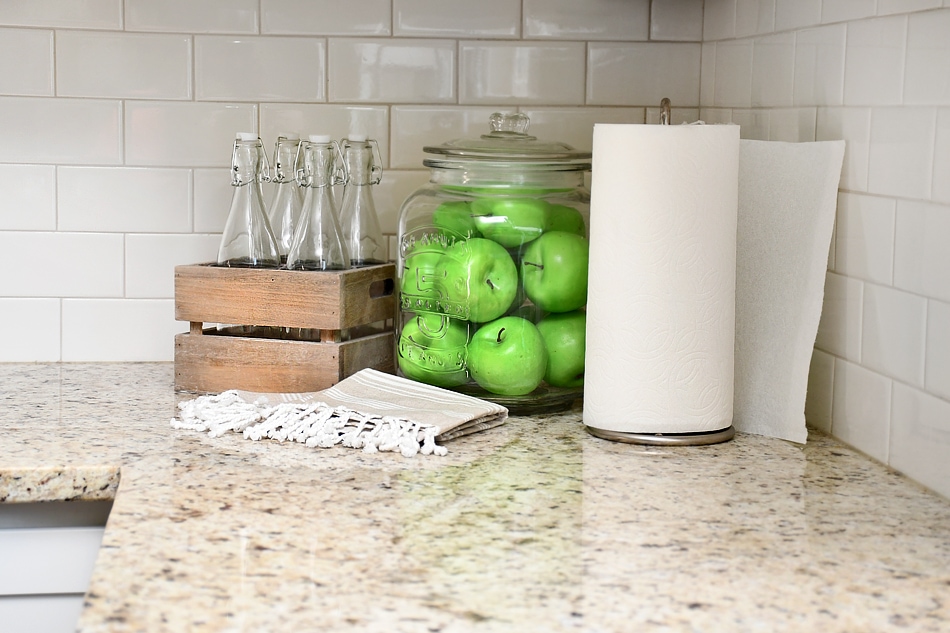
[584,124,740,434]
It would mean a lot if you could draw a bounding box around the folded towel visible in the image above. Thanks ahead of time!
[171,369,508,457]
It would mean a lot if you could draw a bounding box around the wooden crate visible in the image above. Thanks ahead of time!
[174,263,396,394]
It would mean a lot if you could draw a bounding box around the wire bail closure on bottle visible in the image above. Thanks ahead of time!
[294,139,347,188]
[271,136,298,183]
[231,136,271,186]
[367,138,383,185]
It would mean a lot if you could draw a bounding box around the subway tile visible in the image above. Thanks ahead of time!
[768,107,816,141]
[62,299,183,361]
[0,97,121,165]
[752,33,795,107]
[904,10,950,105]
[861,283,927,386]
[0,299,60,361]
[832,359,892,463]
[645,107,699,125]
[526,107,647,151]
[833,192,896,284]
[805,348,835,433]
[889,382,950,500]
[935,108,950,203]
[650,0,704,41]
[58,167,191,233]
[194,168,232,233]
[926,299,950,400]
[878,0,942,15]
[0,0,120,29]
[260,104,389,167]
[843,16,907,106]
[329,39,455,104]
[394,0,520,38]
[703,0,736,41]
[868,106,936,200]
[0,28,53,96]
[821,0,876,23]
[700,108,734,125]
[523,0,650,41]
[894,199,950,303]
[126,0,259,34]
[588,43,701,107]
[714,40,753,108]
[126,234,221,298]
[56,31,191,100]
[374,170,432,235]
[0,232,123,297]
[736,0,775,38]
[815,271,863,361]
[732,109,770,140]
[125,101,257,168]
[196,36,325,102]
[261,0,391,35]
[461,41,585,106]
[701,43,716,106]
[390,106,505,169]
[0,165,55,230]
[816,107,871,192]
[775,0,822,31]
[793,24,846,107]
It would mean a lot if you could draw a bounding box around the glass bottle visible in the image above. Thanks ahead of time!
[217,132,280,268]
[285,135,350,271]
[266,133,305,264]
[338,135,385,267]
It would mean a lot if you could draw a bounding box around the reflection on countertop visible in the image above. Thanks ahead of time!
[1,363,948,632]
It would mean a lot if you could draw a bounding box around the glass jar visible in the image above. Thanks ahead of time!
[395,113,592,414]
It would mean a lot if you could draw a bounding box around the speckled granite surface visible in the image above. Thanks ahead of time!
[1,363,948,632]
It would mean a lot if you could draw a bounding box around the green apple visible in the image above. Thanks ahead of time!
[545,204,586,237]
[467,316,547,396]
[436,238,518,323]
[470,197,549,248]
[432,201,479,240]
[521,231,589,313]
[400,242,445,298]
[397,314,469,388]
[536,310,586,388]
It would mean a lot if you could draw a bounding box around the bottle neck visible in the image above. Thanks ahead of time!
[300,143,335,188]
[342,140,380,186]
[232,140,265,187]
[271,139,300,183]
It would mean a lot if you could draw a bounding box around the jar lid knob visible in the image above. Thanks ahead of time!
[483,112,536,141]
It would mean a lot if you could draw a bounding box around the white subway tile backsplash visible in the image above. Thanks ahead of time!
[126,0,259,34]
[0,97,121,165]
[57,167,191,233]
[889,382,950,500]
[523,0,650,41]
[926,299,950,400]
[394,0,520,38]
[125,102,257,167]
[650,0,704,42]
[935,108,950,203]
[259,104,390,167]
[261,0,391,35]
[767,107,816,141]
[588,43,701,107]
[703,0,736,41]
[861,283,927,386]
[461,41,585,106]
[878,0,943,16]
[843,16,907,107]
[805,348,835,433]
[56,31,192,100]
[329,39,455,104]
[0,165,55,231]
[701,43,717,106]
[62,299,183,361]
[0,299,60,361]
[834,192,896,284]
[736,0,775,38]
[904,10,950,105]
[774,0,822,31]
[0,28,53,96]
[714,39,753,107]
[196,36,325,102]
[193,168,232,233]
[700,108,734,124]
[526,107,647,150]
[0,232,123,297]
[374,170,431,234]
[732,108,770,139]
[816,107,871,192]
[821,0,876,24]
[868,106,936,200]
[0,0,120,29]
[125,234,221,298]
[390,106,503,169]
[816,271,864,361]
[752,33,795,107]
[832,359,892,463]
[793,24,846,107]
[894,199,950,303]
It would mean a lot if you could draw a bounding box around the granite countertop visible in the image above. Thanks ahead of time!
[1,363,949,632]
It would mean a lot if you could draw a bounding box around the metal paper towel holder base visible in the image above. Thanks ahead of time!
[585,425,736,446]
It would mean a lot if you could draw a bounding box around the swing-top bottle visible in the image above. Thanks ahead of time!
[266,133,305,264]
[338,134,385,267]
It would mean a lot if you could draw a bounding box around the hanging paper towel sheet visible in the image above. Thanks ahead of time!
[584,123,844,444]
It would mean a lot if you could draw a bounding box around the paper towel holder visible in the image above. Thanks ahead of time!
[585,425,736,446]
[659,97,671,125]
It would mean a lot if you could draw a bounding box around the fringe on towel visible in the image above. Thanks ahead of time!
[171,390,448,457]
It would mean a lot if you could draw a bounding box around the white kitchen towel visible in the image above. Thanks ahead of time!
[733,139,845,443]
[171,368,508,457]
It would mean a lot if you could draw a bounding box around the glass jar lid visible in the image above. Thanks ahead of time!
[423,113,592,170]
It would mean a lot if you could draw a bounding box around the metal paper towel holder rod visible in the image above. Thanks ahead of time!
[659,97,671,125]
